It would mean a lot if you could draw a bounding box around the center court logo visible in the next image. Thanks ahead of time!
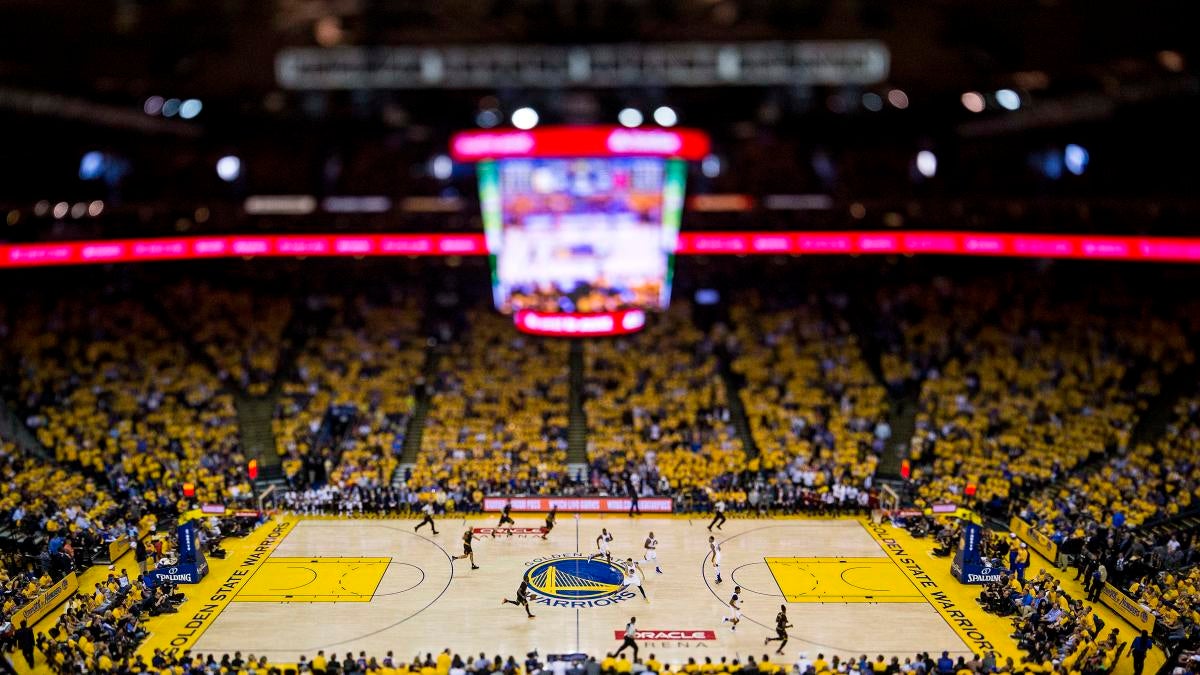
[522,554,636,608]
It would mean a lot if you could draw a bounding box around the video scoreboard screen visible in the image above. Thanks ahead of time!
[477,157,685,314]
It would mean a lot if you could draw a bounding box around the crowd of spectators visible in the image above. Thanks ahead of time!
[584,304,741,496]
[879,277,1190,511]
[3,295,248,512]
[162,282,293,396]
[26,568,186,673]
[413,311,571,505]
[977,568,1132,674]
[0,290,260,674]
[9,642,1156,675]
[274,294,425,492]
[6,268,1200,673]
[730,293,886,497]
[1012,385,1200,647]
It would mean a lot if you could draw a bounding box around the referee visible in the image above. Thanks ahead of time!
[614,617,639,662]
[707,499,727,531]
[627,475,640,517]
[414,502,439,535]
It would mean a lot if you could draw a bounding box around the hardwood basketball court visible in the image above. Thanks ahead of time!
[134,514,1020,665]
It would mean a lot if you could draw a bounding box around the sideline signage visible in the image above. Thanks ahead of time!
[13,572,79,625]
[1099,583,1156,634]
[1009,516,1059,560]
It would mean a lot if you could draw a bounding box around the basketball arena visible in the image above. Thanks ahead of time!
[2,3,1199,675]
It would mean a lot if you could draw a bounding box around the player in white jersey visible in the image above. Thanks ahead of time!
[721,585,742,630]
[708,535,723,584]
[622,558,648,600]
[587,528,613,562]
[643,532,662,574]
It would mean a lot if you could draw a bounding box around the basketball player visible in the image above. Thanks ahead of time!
[764,605,792,654]
[709,535,723,584]
[452,529,480,569]
[497,501,516,533]
[721,586,742,631]
[708,499,727,531]
[501,579,535,618]
[542,506,557,540]
[643,532,662,574]
[414,502,439,535]
[588,528,613,562]
[622,558,648,601]
[614,617,639,662]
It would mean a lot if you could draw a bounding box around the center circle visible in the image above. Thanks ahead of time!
[524,556,627,600]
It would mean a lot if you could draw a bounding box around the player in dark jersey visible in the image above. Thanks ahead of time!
[721,586,742,631]
[764,604,792,654]
[452,529,480,569]
[501,579,536,618]
[541,506,557,540]
[496,501,516,534]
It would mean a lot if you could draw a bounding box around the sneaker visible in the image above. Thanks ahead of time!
[471,565,480,570]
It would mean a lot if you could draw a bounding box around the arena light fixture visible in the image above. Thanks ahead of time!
[617,108,643,128]
[143,96,165,116]
[510,107,539,130]
[995,89,1021,111]
[916,150,938,178]
[216,155,241,182]
[430,154,454,180]
[1064,144,1089,175]
[179,99,203,119]
[79,151,105,180]
[476,108,501,128]
[652,106,678,127]
[961,91,985,113]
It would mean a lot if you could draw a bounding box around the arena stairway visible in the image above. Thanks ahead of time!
[714,341,759,459]
[0,396,52,461]
[876,387,918,479]
[566,341,588,477]
[237,395,281,479]
[847,291,914,479]
[1127,356,1200,450]
[394,342,443,482]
